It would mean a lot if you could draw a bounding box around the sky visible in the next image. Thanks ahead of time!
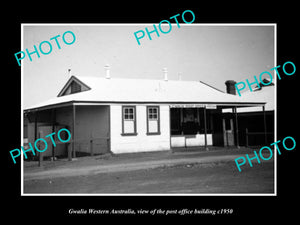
[23,24,275,109]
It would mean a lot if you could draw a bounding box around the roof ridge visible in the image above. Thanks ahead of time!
[74,75,209,83]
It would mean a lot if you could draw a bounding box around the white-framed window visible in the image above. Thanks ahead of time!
[147,106,160,135]
[122,106,137,135]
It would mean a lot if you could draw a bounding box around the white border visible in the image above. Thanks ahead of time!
[274,24,277,196]
[21,23,277,196]
[21,23,24,195]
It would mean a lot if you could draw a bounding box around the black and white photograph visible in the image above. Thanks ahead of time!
[4,4,298,220]
[21,24,276,195]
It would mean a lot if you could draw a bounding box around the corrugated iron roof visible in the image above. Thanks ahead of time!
[24,75,266,111]
[223,85,275,113]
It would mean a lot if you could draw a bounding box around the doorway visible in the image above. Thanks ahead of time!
[223,118,234,146]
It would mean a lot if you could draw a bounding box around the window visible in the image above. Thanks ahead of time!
[148,107,158,119]
[124,107,134,120]
[122,106,137,135]
[147,106,160,135]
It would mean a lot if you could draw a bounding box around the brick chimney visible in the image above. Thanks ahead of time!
[225,80,236,95]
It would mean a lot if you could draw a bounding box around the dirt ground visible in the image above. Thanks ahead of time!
[24,148,274,194]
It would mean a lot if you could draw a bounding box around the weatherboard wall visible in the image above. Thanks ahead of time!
[110,105,171,154]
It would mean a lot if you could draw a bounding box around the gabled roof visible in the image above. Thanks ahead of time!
[24,75,266,111]
[57,76,91,97]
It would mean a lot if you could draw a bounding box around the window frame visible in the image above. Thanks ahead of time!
[146,105,161,135]
[121,105,137,136]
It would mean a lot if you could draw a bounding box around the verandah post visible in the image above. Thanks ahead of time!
[234,106,240,148]
[263,105,268,145]
[51,108,56,160]
[73,104,77,159]
[204,106,208,150]
[69,104,76,161]
[90,132,94,156]
[38,130,43,167]
[245,128,249,147]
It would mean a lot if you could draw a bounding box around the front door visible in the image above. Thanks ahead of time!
[223,118,234,146]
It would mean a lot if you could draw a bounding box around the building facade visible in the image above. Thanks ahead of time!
[24,68,267,160]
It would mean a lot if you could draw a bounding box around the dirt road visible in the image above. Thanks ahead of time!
[23,148,275,194]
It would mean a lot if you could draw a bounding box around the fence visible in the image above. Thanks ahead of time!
[27,135,110,166]
[66,137,110,159]
[245,128,274,147]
